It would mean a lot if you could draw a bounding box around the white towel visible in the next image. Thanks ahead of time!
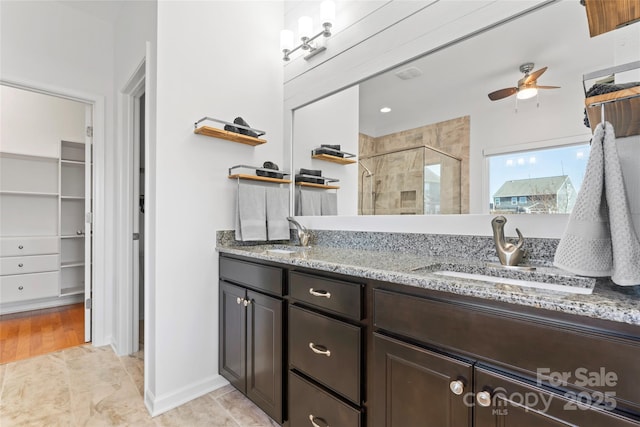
[554,122,640,285]
[235,183,267,241]
[266,186,290,240]
[321,192,337,216]
[297,187,322,216]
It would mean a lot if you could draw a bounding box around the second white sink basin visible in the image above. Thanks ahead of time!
[432,271,593,295]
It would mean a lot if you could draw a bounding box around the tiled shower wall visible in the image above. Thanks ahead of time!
[358,116,470,215]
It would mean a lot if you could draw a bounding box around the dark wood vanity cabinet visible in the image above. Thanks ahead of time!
[219,256,284,423]
[372,333,473,427]
[218,254,640,427]
[288,271,364,427]
[373,288,640,427]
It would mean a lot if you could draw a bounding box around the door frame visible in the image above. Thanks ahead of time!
[117,58,146,356]
[0,77,107,346]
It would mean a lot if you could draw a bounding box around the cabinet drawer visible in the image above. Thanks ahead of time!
[290,271,362,320]
[289,371,361,427]
[374,289,640,413]
[219,257,283,296]
[0,237,59,257]
[0,271,59,303]
[289,305,361,403]
[1,254,60,275]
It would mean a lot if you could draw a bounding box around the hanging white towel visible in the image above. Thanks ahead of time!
[235,182,267,241]
[266,186,290,240]
[554,122,640,285]
[297,187,322,216]
[321,192,338,216]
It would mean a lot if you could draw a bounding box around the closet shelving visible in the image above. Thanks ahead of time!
[311,147,357,165]
[583,61,640,138]
[583,0,640,37]
[194,117,267,146]
[228,165,292,184]
[59,141,86,297]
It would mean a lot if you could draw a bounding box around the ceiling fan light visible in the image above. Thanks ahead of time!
[517,87,538,100]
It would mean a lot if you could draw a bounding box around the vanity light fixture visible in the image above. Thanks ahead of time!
[280,0,335,61]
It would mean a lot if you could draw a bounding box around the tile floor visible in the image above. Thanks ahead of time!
[0,344,278,426]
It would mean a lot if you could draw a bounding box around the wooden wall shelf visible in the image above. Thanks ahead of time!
[311,153,356,164]
[583,0,640,37]
[228,174,291,184]
[585,86,640,137]
[195,126,267,146]
[296,182,340,190]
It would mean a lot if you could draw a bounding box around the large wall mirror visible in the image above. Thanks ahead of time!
[291,0,632,216]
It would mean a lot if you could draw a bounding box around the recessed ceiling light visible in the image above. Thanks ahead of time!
[380,107,391,113]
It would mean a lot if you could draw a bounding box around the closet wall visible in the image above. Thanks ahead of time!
[0,85,88,314]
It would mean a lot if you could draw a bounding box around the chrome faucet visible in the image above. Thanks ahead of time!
[287,217,310,247]
[491,216,525,267]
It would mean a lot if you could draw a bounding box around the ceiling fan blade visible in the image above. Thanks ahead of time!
[523,66,547,84]
[536,85,560,89]
[488,87,517,101]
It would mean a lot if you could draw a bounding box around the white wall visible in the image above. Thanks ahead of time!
[149,0,284,415]
[0,85,86,156]
[293,85,359,215]
[0,0,115,347]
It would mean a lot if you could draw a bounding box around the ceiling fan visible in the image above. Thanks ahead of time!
[488,63,560,101]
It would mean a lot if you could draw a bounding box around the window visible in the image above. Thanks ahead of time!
[489,144,589,214]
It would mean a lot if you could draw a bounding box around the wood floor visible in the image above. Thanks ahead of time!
[0,303,85,364]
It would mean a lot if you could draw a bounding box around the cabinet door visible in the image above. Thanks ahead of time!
[372,333,473,427]
[475,367,639,427]
[246,289,283,423]
[219,281,246,393]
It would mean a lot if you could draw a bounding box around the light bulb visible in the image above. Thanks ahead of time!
[298,16,313,40]
[280,29,293,51]
[517,87,538,100]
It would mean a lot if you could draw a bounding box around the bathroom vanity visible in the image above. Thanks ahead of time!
[217,241,640,427]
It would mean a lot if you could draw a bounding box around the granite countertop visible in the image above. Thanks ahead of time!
[217,244,640,327]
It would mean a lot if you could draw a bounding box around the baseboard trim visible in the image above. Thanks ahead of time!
[0,294,83,315]
[145,374,230,417]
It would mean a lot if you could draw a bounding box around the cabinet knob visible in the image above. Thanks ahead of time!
[449,380,464,395]
[309,288,331,299]
[18,245,24,250]
[243,299,251,307]
[18,263,24,268]
[236,297,243,305]
[476,390,492,407]
[18,286,24,291]
[308,414,329,427]
[308,342,331,357]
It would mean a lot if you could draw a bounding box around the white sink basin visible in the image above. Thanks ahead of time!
[432,271,593,295]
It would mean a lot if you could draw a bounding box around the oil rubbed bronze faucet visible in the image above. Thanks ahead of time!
[491,216,525,267]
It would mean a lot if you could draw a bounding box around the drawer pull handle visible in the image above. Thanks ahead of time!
[476,391,492,407]
[309,288,331,299]
[308,414,329,427]
[449,380,464,395]
[309,342,331,357]
[18,263,24,268]
[236,297,243,305]
[18,286,24,291]
[18,245,24,250]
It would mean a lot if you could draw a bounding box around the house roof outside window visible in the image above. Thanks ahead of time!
[493,175,571,198]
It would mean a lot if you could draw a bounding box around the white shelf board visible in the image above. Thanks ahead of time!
[60,286,84,296]
[61,159,85,165]
[61,261,85,268]
[0,190,59,197]
[61,195,85,200]
[61,235,84,239]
